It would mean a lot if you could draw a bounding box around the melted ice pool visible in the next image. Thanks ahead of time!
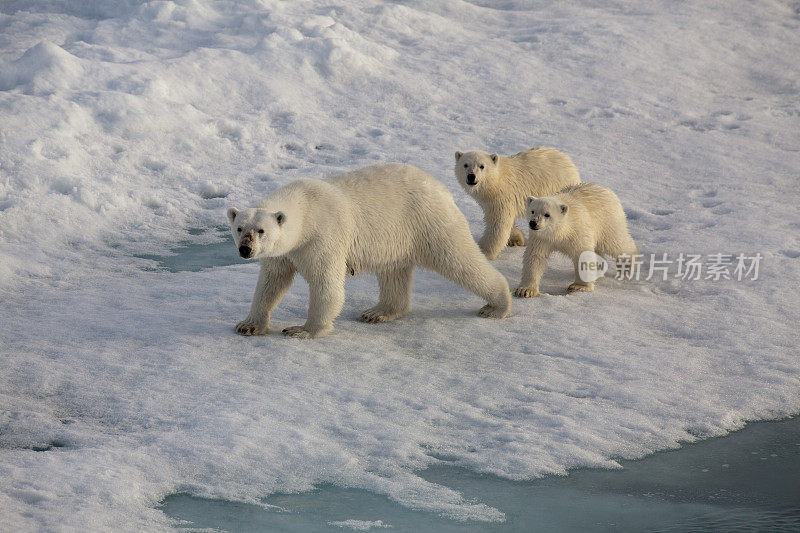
[137,228,246,272]
[161,416,800,531]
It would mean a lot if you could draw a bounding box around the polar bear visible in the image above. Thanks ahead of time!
[513,182,638,297]
[228,163,512,338]
[454,147,581,259]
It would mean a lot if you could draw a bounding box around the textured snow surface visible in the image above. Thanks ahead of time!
[329,519,392,530]
[1,0,799,530]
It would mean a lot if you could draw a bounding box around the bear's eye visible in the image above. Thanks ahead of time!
[258,229,264,234]
[544,213,550,218]
[479,165,484,170]
[237,227,242,232]
[463,164,468,168]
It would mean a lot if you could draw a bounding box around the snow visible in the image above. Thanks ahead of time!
[329,519,392,530]
[1,0,799,530]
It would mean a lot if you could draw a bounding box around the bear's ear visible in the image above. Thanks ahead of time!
[226,207,239,223]
[490,153,499,164]
[275,211,285,225]
[526,196,536,204]
[455,151,463,161]
[560,204,568,214]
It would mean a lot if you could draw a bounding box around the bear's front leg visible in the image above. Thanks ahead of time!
[514,241,551,298]
[236,258,295,336]
[478,212,515,260]
[360,265,414,323]
[282,266,345,339]
[507,226,525,247]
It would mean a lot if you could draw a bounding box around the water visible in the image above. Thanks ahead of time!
[160,417,800,532]
[136,228,246,273]
[152,239,800,531]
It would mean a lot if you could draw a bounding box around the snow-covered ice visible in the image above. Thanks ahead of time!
[329,519,392,531]
[1,0,799,530]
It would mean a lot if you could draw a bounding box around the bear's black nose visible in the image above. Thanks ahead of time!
[239,245,252,258]
[529,221,538,230]
[466,173,476,185]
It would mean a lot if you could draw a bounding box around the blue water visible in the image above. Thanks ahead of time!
[160,417,800,532]
[137,227,246,272]
[150,238,800,532]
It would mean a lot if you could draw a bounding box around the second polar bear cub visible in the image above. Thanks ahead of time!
[514,183,637,297]
[228,163,512,339]
[454,147,581,260]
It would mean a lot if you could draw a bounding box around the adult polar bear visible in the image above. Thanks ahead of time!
[227,163,512,339]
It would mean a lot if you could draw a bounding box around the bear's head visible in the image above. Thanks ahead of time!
[226,207,296,259]
[526,196,568,237]
[454,150,500,194]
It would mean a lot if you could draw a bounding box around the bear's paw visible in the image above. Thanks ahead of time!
[282,326,311,339]
[513,286,539,298]
[281,324,333,339]
[567,282,595,293]
[235,318,269,336]
[478,303,510,319]
[507,233,525,247]
[359,306,406,324]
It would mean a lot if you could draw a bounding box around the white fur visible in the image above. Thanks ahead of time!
[513,182,638,297]
[228,163,512,338]
[454,147,581,259]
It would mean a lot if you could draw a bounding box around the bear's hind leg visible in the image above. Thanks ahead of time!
[568,256,596,293]
[361,264,414,323]
[599,233,639,279]
[598,232,638,259]
[567,237,601,293]
[425,237,511,319]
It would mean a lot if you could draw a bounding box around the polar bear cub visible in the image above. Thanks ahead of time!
[514,183,637,297]
[454,147,581,259]
[228,163,512,339]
